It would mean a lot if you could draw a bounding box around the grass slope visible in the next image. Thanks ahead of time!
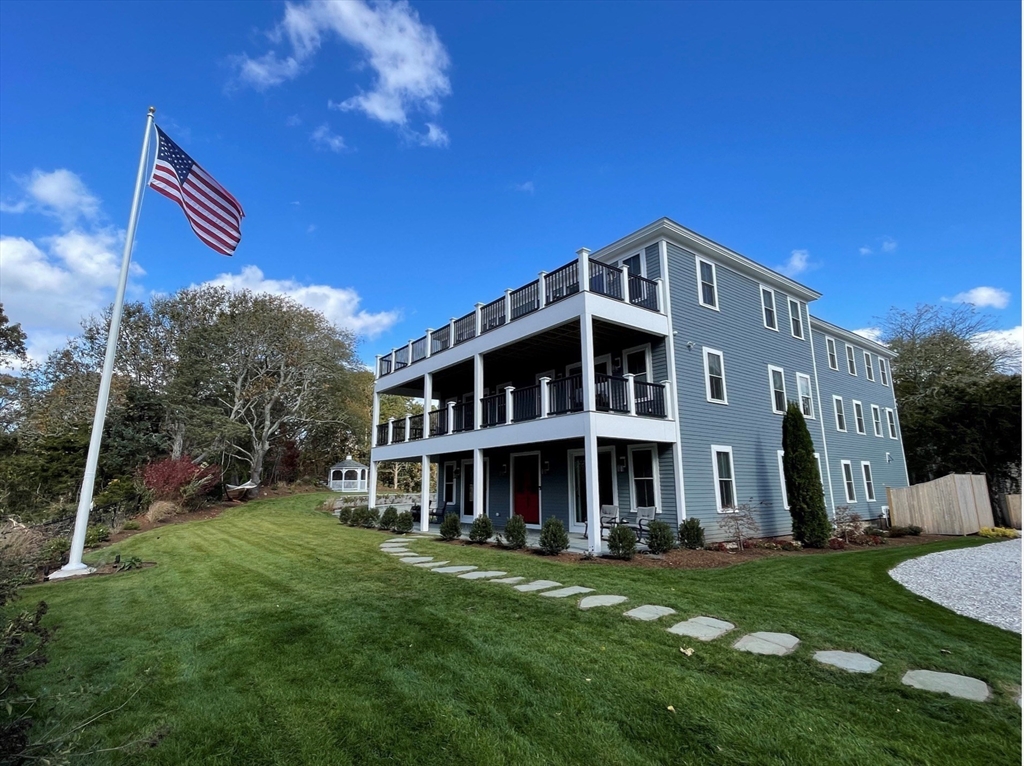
[17,494,1022,765]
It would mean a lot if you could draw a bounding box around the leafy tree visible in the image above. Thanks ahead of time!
[782,402,830,547]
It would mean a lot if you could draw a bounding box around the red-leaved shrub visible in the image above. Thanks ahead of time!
[142,457,221,510]
[827,537,846,550]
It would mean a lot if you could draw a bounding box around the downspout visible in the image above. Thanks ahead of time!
[808,322,838,518]
[659,239,687,523]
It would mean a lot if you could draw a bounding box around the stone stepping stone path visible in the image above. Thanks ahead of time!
[667,616,734,641]
[624,605,676,622]
[814,651,881,674]
[901,670,991,702]
[488,576,526,584]
[578,595,628,610]
[458,570,508,580]
[540,586,594,598]
[385,538,414,543]
[734,632,800,656]
[415,560,449,568]
[514,580,563,592]
[432,565,478,574]
[386,550,414,556]
[399,557,434,564]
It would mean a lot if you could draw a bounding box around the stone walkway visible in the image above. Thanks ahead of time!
[376,538,1001,703]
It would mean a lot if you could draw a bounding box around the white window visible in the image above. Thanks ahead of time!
[845,344,857,376]
[796,373,813,418]
[624,344,651,383]
[813,452,825,496]
[777,450,789,510]
[768,365,786,414]
[629,446,659,509]
[871,404,882,437]
[443,463,456,504]
[886,408,898,439]
[761,287,777,330]
[697,258,718,310]
[879,358,889,386]
[703,347,728,404]
[620,253,642,276]
[864,351,875,382]
[861,461,876,502]
[711,445,736,512]
[841,460,857,503]
[833,396,847,432]
[789,299,804,339]
[853,400,866,435]
[826,337,838,370]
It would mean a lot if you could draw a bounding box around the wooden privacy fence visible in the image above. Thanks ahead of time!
[1003,494,1022,530]
[887,474,994,535]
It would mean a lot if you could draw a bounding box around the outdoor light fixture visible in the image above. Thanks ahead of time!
[453,466,461,477]
[618,456,627,473]
[542,460,551,474]
[501,463,508,476]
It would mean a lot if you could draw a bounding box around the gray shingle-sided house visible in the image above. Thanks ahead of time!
[369,218,909,549]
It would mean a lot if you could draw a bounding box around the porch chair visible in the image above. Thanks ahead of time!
[599,505,620,540]
[633,506,658,544]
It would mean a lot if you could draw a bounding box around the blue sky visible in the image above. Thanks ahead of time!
[1,0,1020,365]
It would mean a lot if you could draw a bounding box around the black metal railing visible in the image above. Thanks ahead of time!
[452,401,474,432]
[378,356,392,376]
[393,346,410,370]
[589,260,624,301]
[411,336,427,363]
[408,419,424,440]
[480,297,506,333]
[375,423,389,445]
[544,260,579,304]
[430,325,451,355]
[453,311,476,345]
[391,419,406,442]
[548,374,583,415]
[512,384,541,422]
[595,374,630,413]
[510,280,540,319]
[628,274,659,311]
[634,380,667,417]
[481,392,507,427]
[428,408,448,437]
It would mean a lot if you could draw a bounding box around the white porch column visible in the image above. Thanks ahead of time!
[584,422,601,554]
[473,353,483,430]
[661,379,673,420]
[539,376,551,418]
[538,272,547,308]
[446,401,455,435]
[624,373,636,416]
[580,314,596,412]
[420,455,430,532]
[504,386,515,424]
[473,448,484,519]
[404,414,411,442]
[371,390,381,447]
[387,418,394,445]
[423,372,433,439]
[577,248,591,292]
[368,461,378,508]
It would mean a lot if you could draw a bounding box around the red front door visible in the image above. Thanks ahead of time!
[513,454,540,524]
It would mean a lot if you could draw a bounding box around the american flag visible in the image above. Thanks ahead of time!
[148,126,244,255]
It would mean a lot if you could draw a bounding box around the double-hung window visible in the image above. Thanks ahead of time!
[853,400,866,434]
[697,258,718,309]
[629,447,657,508]
[871,404,882,437]
[841,460,857,502]
[886,408,898,439]
[879,358,889,386]
[845,344,857,376]
[620,253,642,276]
[796,373,813,418]
[711,445,736,512]
[704,348,728,404]
[861,462,876,502]
[761,287,777,330]
[833,396,847,432]
[768,365,786,414]
[864,351,875,382]
[826,337,838,370]
[789,299,804,339]
[443,463,456,504]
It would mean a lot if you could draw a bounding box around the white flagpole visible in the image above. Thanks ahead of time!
[51,106,156,579]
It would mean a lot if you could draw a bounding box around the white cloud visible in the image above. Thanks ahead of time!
[853,327,884,343]
[881,237,897,253]
[286,114,303,127]
[858,246,872,256]
[514,181,535,194]
[775,249,812,277]
[306,224,317,234]
[234,0,451,143]
[973,325,1022,369]
[311,124,346,152]
[946,286,1011,310]
[1,168,100,226]
[200,265,398,338]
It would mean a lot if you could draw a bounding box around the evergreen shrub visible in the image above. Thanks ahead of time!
[379,506,399,531]
[395,511,414,534]
[468,516,493,543]
[538,517,569,555]
[678,518,705,549]
[503,514,527,549]
[607,524,636,560]
[439,513,462,541]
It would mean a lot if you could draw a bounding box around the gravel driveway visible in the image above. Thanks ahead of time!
[889,539,1022,633]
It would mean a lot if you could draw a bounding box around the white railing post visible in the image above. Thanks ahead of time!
[375,355,382,379]
[624,373,636,416]
[387,418,394,445]
[504,386,515,424]
[538,272,547,308]
[474,303,483,336]
[446,401,455,435]
[406,339,414,363]
[425,329,433,358]
[655,278,664,312]
[404,414,411,442]
[504,288,512,323]
[661,379,673,420]
[577,248,591,292]
[448,317,456,344]
[423,372,432,439]
[539,376,551,418]
[390,348,397,369]
[371,391,381,447]
[473,352,483,431]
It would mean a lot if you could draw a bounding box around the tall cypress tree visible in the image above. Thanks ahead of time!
[782,402,831,547]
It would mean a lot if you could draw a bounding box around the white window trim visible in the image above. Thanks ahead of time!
[825,336,839,371]
[871,404,882,437]
[711,444,737,513]
[886,408,898,439]
[864,351,875,382]
[695,256,720,311]
[619,252,646,279]
[703,346,728,405]
[567,446,617,532]
[622,342,653,382]
[788,298,804,339]
[861,461,876,502]
[853,399,866,435]
[879,358,890,387]
[768,364,786,415]
[443,461,457,505]
[845,344,858,376]
[841,460,857,503]
[796,373,814,419]
[813,453,825,496]
[760,286,778,331]
[833,395,847,432]
[777,450,789,510]
[628,444,661,513]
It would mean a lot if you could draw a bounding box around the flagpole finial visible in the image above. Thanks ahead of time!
[148,106,156,116]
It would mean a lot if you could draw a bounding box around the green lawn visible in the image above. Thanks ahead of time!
[15,493,1022,765]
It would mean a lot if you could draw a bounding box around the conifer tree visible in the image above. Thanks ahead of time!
[782,402,831,547]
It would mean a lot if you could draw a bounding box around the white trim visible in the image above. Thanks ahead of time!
[871,404,882,437]
[813,452,825,495]
[788,298,804,339]
[809,332,838,516]
[879,357,890,386]
[885,408,898,439]
[442,461,457,505]
[460,458,474,521]
[567,446,617,533]
[760,285,778,331]
[622,343,652,382]
[796,372,814,419]
[703,347,728,404]
[710,444,736,512]
[696,256,719,310]
[777,449,789,510]
[863,351,875,382]
[627,443,661,513]
[861,461,876,502]
[852,400,866,435]
[825,336,839,371]
[845,343,858,376]
[618,251,645,279]
[660,238,687,524]
[768,364,786,415]
[535,369,555,384]
[841,460,857,503]
[509,451,543,528]
[833,395,847,432]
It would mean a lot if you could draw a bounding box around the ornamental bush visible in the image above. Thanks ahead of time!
[142,456,221,510]
[337,507,352,525]
[468,515,493,543]
[394,511,414,534]
[439,512,462,541]
[503,514,527,549]
[607,524,636,560]
[364,508,381,529]
[644,519,674,554]
[379,506,399,531]
[678,518,705,550]
[346,506,369,527]
[782,403,831,548]
[538,517,569,555]
[84,524,110,548]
